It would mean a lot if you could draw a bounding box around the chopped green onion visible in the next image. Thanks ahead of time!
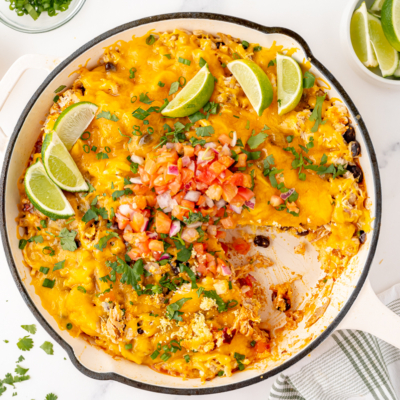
[80,131,90,140]
[39,266,49,274]
[42,278,55,289]
[146,35,156,45]
[178,57,191,66]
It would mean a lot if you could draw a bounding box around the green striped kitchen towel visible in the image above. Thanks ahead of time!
[269,283,400,400]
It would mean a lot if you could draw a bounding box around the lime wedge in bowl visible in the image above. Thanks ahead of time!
[351,2,379,67]
[42,131,89,192]
[368,12,399,76]
[24,160,75,220]
[161,64,215,118]
[276,53,303,116]
[227,59,273,116]
[382,0,400,51]
[370,0,385,15]
[53,101,98,150]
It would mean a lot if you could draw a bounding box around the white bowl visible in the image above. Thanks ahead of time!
[341,0,400,88]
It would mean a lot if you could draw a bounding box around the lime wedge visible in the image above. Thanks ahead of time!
[161,64,215,118]
[394,62,400,76]
[227,59,273,116]
[351,2,379,67]
[276,54,303,116]
[382,0,400,51]
[53,101,98,150]
[24,160,75,220]
[371,0,385,15]
[368,12,400,76]
[42,131,89,192]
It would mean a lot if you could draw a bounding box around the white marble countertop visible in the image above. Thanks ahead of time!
[0,0,399,398]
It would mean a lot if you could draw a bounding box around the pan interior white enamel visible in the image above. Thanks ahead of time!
[4,18,376,389]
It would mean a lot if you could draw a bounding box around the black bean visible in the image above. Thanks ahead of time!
[105,62,116,72]
[171,263,180,275]
[137,328,144,335]
[358,230,367,244]
[254,235,270,248]
[346,164,363,183]
[296,230,309,237]
[343,126,356,143]
[75,240,81,249]
[215,42,225,49]
[350,141,361,157]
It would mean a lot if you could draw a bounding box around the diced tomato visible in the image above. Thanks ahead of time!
[172,205,188,221]
[99,289,116,302]
[132,184,149,195]
[230,194,246,206]
[139,168,150,185]
[130,212,145,232]
[154,174,168,187]
[196,169,218,186]
[208,161,227,176]
[155,211,172,234]
[254,341,270,353]
[270,195,284,207]
[236,153,247,168]
[220,243,229,253]
[197,263,209,275]
[142,209,151,219]
[149,240,164,252]
[174,143,183,154]
[194,243,205,255]
[194,145,202,155]
[206,184,223,201]
[241,174,252,188]
[196,181,209,191]
[216,207,226,218]
[181,227,200,243]
[181,199,195,211]
[168,176,182,196]
[183,145,195,157]
[157,150,179,165]
[173,191,186,205]
[145,193,157,207]
[218,155,235,168]
[218,134,231,145]
[232,238,251,255]
[216,230,226,239]
[237,187,255,201]
[222,182,238,202]
[197,195,206,207]
[127,249,141,260]
[132,195,146,210]
[207,259,217,273]
[155,185,170,194]
[181,168,194,184]
[287,202,299,213]
[221,216,236,229]
[117,219,129,230]
[144,158,158,175]
[136,240,150,255]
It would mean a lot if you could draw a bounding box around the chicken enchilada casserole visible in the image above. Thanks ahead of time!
[16,29,371,381]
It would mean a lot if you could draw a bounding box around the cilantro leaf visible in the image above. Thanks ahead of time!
[14,365,29,375]
[247,132,268,149]
[28,235,43,244]
[180,264,198,289]
[202,290,227,312]
[309,95,326,133]
[112,188,133,201]
[241,149,261,160]
[46,394,58,400]
[53,260,65,271]
[166,298,192,321]
[40,341,54,355]
[96,111,119,122]
[188,111,205,123]
[303,71,315,89]
[17,336,33,351]
[195,126,214,137]
[59,228,77,252]
[21,325,36,334]
[189,137,206,146]
[169,81,180,95]
[139,92,153,104]
[94,232,119,252]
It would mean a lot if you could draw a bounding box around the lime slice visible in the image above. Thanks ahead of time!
[368,12,400,76]
[42,131,89,192]
[351,2,379,67]
[24,160,75,220]
[382,0,400,51]
[53,101,98,150]
[394,62,400,76]
[276,54,303,116]
[161,64,215,118]
[227,59,273,116]
[371,0,385,15]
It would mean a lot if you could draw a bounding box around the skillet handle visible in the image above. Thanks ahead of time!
[0,54,62,139]
[337,279,400,349]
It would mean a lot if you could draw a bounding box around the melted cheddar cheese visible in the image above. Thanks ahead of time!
[17,29,370,381]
